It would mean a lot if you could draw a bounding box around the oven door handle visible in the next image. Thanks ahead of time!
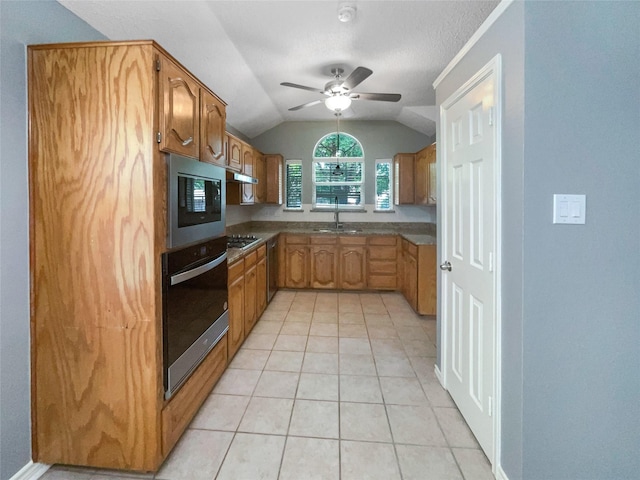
[171,252,227,286]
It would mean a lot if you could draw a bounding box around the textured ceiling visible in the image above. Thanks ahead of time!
[59,0,499,139]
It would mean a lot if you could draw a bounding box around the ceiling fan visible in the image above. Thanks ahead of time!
[281,66,401,112]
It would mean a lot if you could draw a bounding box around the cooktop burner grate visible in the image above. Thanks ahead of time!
[227,234,262,250]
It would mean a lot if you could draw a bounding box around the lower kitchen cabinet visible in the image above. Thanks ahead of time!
[339,236,367,290]
[402,239,437,315]
[256,245,267,317]
[243,251,257,335]
[280,233,434,315]
[228,258,245,359]
[310,236,338,289]
[284,235,309,288]
[367,236,399,290]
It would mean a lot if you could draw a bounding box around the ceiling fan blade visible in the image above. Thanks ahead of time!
[351,92,401,102]
[288,99,323,111]
[341,67,373,91]
[280,82,325,94]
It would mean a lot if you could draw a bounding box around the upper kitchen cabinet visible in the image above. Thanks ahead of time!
[264,154,283,205]
[415,143,437,205]
[226,133,243,171]
[255,153,266,203]
[394,143,437,206]
[200,88,226,166]
[394,153,415,205]
[158,55,200,158]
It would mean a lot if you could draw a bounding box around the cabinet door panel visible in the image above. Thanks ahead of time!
[394,154,415,205]
[340,247,366,290]
[244,265,257,334]
[256,256,267,317]
[159,57,199,158]
[310,246,338,289]
[200,89,225,166]
[285,246,308,288]
[227,135,242,171]
[228,274,244,359]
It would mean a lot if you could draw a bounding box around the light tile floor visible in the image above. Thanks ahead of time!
[43,291,494,480]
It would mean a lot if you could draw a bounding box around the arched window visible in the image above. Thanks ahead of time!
[312,132,364,208]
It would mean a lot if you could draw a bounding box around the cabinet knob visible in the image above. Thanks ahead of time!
[182,136,193,146]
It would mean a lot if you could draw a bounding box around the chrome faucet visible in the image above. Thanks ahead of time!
[334,196,341,230]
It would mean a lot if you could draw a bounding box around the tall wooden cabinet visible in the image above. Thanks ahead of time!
[28,41,228,472]
[394,143,437,206]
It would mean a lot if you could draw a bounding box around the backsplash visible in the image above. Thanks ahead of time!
[248,203,436,224]
[227,220,436,236]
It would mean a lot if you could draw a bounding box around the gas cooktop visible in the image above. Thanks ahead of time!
[227,234,262,250]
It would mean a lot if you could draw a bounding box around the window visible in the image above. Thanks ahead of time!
[375,159,393,211]
[312,132,364,209]
[285,159,302,209]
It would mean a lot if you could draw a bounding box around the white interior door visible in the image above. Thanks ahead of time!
[440,57,500,461]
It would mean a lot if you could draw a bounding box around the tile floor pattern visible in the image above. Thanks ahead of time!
[44,291,494,480]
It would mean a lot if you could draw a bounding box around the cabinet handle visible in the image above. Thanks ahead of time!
[182,137,193,146]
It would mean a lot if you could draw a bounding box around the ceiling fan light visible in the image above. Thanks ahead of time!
[325,95,352,112]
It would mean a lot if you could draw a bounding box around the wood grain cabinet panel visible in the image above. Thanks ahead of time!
[415,143,436,205]
[226,134,242,172]
[265,154,283,204]
[228,259,245,359]
[200,89,226,166]
[310,245,338,289]
[339,246,367,290]
[158,55,200,158]
[367,236,398,290]
[28,41,230,472]
[243,251,258,334]
[394,153,415,205]
[255,153,266,203]
[256,246,267,317]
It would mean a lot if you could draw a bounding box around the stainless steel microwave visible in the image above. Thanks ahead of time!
[167,154,226,249]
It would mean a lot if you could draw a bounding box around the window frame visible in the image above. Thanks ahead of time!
[312,132,365,210]
[284,159,303,210]
[311,159,365,210]
[374,158,394,212]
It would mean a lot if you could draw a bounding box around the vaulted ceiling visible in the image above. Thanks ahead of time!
[59,0,499,139]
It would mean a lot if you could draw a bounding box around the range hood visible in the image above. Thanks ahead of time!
[226,171,258,184]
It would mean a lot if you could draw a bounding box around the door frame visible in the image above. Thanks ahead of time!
[436,54,503,476]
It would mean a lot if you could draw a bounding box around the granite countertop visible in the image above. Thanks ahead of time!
[227,222,436,263]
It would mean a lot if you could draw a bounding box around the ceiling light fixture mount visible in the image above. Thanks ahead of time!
[337,5,356,23]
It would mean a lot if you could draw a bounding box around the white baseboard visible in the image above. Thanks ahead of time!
[434,364,445,387]
[9,461,50,480]
[495,463,509,480]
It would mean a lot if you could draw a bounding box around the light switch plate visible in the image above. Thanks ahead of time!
[553,194,586,224]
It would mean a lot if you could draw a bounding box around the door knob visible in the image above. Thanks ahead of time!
[440,260,452,271]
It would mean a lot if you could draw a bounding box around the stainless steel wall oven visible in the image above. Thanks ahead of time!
[162,235,228,399]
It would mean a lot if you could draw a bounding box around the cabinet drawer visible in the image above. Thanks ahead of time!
[368,236,397,246]
[256,244,266,259]
[368,275,397,290]
[285,235,309,245]
[244,250,257,268]
[339,235,367,245]
[310,235,337,245]
[228,259,244,283]
[162,336,227,457]
[368,246,397,261]
[369,260,397,275]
